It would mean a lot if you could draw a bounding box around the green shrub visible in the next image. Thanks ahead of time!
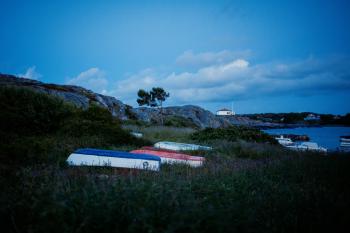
[0,87,150,166]
[125,104,138,120]
[123,125,195,143]
[0,86,75,135]
[191,126,277,144]
[164,115,198,128]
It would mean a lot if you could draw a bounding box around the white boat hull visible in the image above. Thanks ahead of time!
[67,153,160,171]
[154,141,212,151]
[286,144,327,153]
[158,157,203,167]
[275,136,294,146]
[340,142,350,147]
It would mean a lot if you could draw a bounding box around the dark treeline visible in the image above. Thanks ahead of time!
[242,112,350,125]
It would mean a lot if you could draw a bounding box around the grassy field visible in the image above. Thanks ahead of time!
[1,86,350,233]
[2,154,350,233]
[122,124,196,143]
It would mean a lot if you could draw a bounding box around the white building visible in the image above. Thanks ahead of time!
[216,108,235,116]
[304,114,320,121]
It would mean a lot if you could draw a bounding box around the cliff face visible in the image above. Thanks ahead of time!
[1,74,281,128]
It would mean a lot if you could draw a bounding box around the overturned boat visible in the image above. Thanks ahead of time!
[340,136,350,152]
[275,135,294,146]
[154,141,212,151]
[286,142,327,153]
[131,147,205,167]
[66,148,161,171]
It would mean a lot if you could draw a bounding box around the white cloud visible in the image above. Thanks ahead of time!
[66,68,108,93]
[18,66,42,80]
[175,50,251,68]
[112,53,350,106]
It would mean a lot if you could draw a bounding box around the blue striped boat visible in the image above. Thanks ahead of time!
[67,148,161,171]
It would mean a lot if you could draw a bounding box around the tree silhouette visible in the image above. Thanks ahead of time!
[137,87,169,124]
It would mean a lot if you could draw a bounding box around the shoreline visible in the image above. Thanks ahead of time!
[262,125,350,151]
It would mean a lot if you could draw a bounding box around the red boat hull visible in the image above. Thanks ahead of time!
[131,148,205,167]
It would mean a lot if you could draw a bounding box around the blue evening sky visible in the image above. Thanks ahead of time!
[1,0,350,114]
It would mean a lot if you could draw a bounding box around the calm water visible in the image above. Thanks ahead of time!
[264,127,350,151]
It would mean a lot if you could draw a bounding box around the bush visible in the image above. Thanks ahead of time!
[0,87,150,166]
[164,115,198,128]
[0,86,75,135]
[123,125,195,143]
[125,104,138,120]
[191,126,277,144]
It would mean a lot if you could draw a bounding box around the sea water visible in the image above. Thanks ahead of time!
[264,126,350,151]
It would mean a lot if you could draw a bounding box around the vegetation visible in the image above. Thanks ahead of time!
[137,87,170,124]
[191,126,277,144]
[0,86,150,166]
[163,115,199,128]
[1,86,350,233]
[124,104,138,120]
[2,154,350,233]
[123,125,195,143]
[123,115,198,129]
[243,112,350,125]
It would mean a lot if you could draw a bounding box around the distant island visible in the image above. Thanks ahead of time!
[242,112,350,128]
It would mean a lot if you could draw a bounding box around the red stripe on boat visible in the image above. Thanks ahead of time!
[131,149,205,161]
[141,146,186,153]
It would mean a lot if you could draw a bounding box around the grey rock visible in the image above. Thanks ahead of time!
[131,105,277,128]
[0,74,128,119]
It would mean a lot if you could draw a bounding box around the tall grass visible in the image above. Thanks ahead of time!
[191,126,277,144]
[2,154,350,233]
[123,125,195,143]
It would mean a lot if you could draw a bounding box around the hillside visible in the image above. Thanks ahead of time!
[134,106,283,128]
[0,74,130,119]
[0,74,283,128]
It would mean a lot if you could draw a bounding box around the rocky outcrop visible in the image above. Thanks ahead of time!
[133,105,231,128]
[0,74,129,119]
[133,105,283,128]
[1,74,283,128]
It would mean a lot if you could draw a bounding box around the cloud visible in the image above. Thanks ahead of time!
[18,66,42,80]
[175,50,251,69]
[112,53,350,106]
[111,68,158,102]
[66,68,108,94]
